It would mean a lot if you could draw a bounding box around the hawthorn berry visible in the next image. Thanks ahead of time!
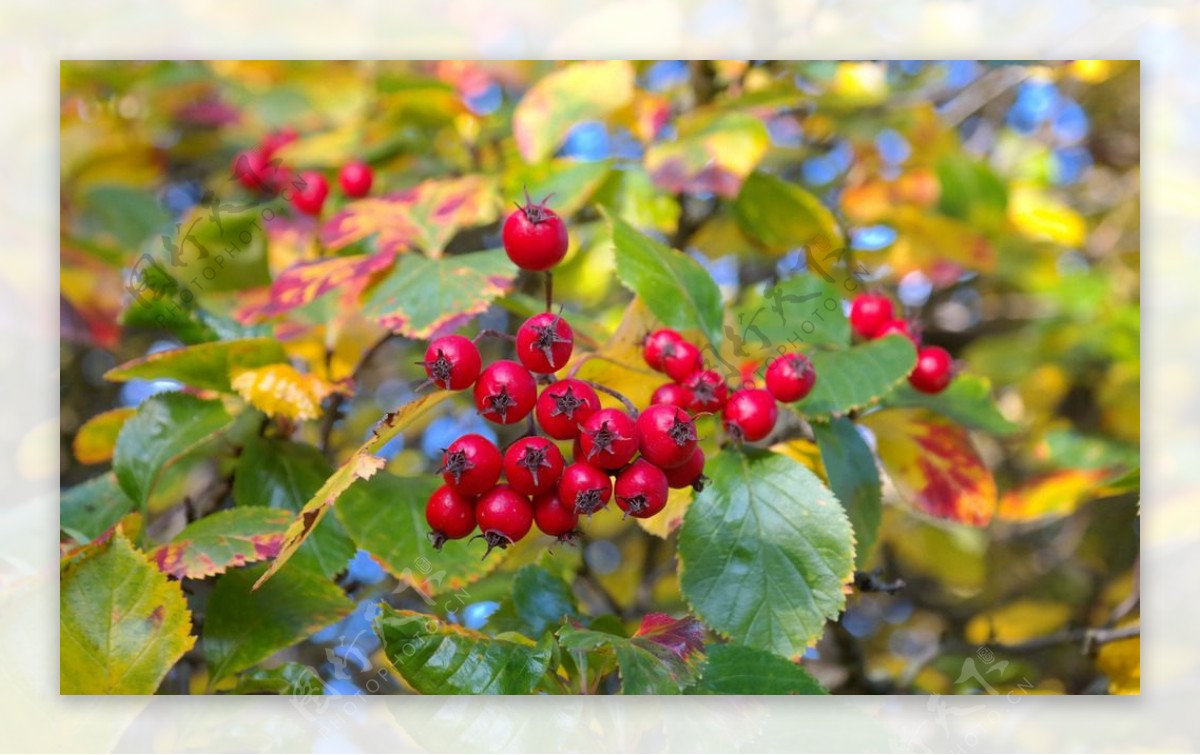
[290,171,329,216]
[642,329,684,372]
[475,485,534,555]
[662,340,703,382]
[765,353,816,403]
[502,191,569,271]
[260,127,299,158]
[578,408,639,470]
[636,403,698,469]
[232,149,270,192]
[503,436,566,497]
[877,319,916,343]
[683,369,728,414]
[473,360,537,425]
[909,345,953,393]
[651,382,693,409]
[438,433,502,496]
[425,485,476,549]
[664,448,708,491]
[850,293,894,339]
[535,379,600,440]
[421,335,481,390]
[558,462,612,516]
[338,160,373,198]
[614,459,669,519]
[515,312,574,374]
[722,388,778,443]
[532,492,580,542]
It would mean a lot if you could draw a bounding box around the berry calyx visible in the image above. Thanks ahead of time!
[421,335,482,390]
[636,403,699,469]
[614,459,669,519]
[338,160,373,198]
[532,492,580,542]
[501,191,569,272]
[290,171,329,216]
[473,360,537,425]
[722,388,778,443]
[664,448,708,491]
[683,369,729,414]
[558,462,613,516]
[535,379,600,440]
[909,345,953,393]
[642,329,685,372]
[503,436,566,497]
[850,293,894,339]
[651,382,693,409]
[474,485,534,557]
[578,408,639,470]
[765,353,816,403]
[877,319,916,344]
[425,485,476,550]
[515,311,574,374]
[438,433,502,496]
[662,340,703,382]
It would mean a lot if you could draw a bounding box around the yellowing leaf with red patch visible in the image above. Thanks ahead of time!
[73,407,136,465]
[862,409,997,526]
[646,112,770,198]
[265,214,319,277]
[996,468,1112,523]
[320,175,498,256]
[151,507,291,579]
[230,364,343,421]
[513,60,635,163]
[238,251,396,322]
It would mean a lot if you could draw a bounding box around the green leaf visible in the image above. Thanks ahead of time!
[61,473,136,541]
[151,507,292,579]
[795,335,917,419]
[80,184,170,250]
[361,249,517,339]
[374,607,552,694]
[489,564,579,637]
[113,393,234,508]
[689,644,827,694]
[502,159,611,218]
[233,437,356,580]
[606,210,724,347]
[677,449,855,657]
[813,419,882,569]
[203,563,353,685]
[60,532,195,694]
[230,663,324,696]
[557,613,705,694]
[336,473,502,596]
[512,60,635,163]
[733,274,850,353]
[936,156,1008,229]
[734,171,846,253]
[644,112,770,198]
[104,338,288,393]
[885,374,1020,435]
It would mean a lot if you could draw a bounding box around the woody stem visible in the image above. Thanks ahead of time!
[545,271,553,313]
[575,379,638,416]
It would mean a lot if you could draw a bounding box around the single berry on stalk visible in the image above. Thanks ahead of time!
[558,462,612,516]
[765,352,816,403]
[438,433,502,496]
[664,448,708,491]
[473,360,537,425]
[642,329,684,372]
[662,340,703,382]
[425,485,476,549]
[503,436,566,497]
[532,492,580,542]
[535,379,600,440]
[909,345,953,393]
[614,459,669,519]
[502,190,569,271]
[290,171,329,216]
[722,388,778,443]
[421,335,481,390]
[578,408,639,470]
[636,403,699,469]
[515,311,574,374]
[850,293,894,339]
[474,485,534,556]
[651,382,693,409]
[683,369,729,414]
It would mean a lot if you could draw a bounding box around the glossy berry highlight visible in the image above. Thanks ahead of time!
[765,353,816,403]
[850,293,894,339]
[338,160,373,198]
[909,345,953,393]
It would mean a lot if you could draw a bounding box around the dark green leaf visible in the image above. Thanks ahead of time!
[733,274,850,353]
[80,185,169,249]
[813,419,882,569]
[230,663,324,696]
[61,473,136,541]
[557,613,705,694]
[886,374,1019,435]
[490,564,579,637]
[795,335,917,419]
[690,644,827,694]
[734,171,846,253]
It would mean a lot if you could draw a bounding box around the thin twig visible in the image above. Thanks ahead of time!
[574,378,639,416]
[319,333,395,456]
[988,624,1140,656]
[939,65,1032,128]
[545,271,553,313]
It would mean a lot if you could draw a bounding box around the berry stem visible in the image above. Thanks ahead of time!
[575,378,639,416]
[472,329,517,344]
[544,271,553,313]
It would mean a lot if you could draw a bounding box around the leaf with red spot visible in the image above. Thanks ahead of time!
[361,249,517,339]
[264,214,319,278]
[238,251,396,322]
[633,613,706,662]
[151,507,292,580]
[645,112,770,198]
[862,409,997,526]
[558,613,706,694]
[320,175,498,256]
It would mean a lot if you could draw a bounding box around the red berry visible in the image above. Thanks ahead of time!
[338,160,373,198]
[850,293,894,339]
[662,340,703,382]
[503,436,566,497]
[578,408,639,470]
[422,335,481,390]
[614,459,669,519]
[722,388,778,443]
[877,319,917,344]
[501,192,569,271]
[642,329,684,372]
[535,379,600,440]
[532,492,579,541]
[475,485,533,555]
[765,353,816,403]
[683,370,728,414]
[515,312,574,374]
[260,127,299,158]
[473,360,537,425]
[232,149,270,192]
[425,485,476,549]
[909,346,953,393]
[651,382,693,409]
[290,171,329,216]
[558,462,612,516]
[664,448,708,491]
[636,404,699,469]
[438,433,502,496]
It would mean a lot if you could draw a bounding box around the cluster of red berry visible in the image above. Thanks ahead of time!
[231,128,374,216]
[849,292,954,393]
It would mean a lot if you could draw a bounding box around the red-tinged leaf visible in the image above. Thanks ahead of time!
[151,508,291,579]
[996,468,1113,524]
[633,613,705,663]
[558,615,705,694]
[61,246,125,348]
[645,112,770,198]
[265,214,319,278]
[73,407,136,465]
[512,61,636,163]
[238,251,396,322]
[319,175,498,256]
[862,409,997,526]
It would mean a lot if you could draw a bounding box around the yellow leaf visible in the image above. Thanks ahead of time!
[513,61,635,163]
[636,487,693,539]
[1009,186,1087,246]
[645,112,769,198]
[570,298,663,411]
[1096,632,1140,695]
[996,468,1111,523]
[72,408,135,465]
[230,364,341,421]
[965,600,1072,645]
[770,438,825,477]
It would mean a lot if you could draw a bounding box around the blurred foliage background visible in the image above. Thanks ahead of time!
[60,60,1139,695]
